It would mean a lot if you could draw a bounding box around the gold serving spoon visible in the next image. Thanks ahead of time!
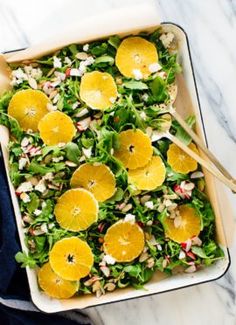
[151,114,236,192]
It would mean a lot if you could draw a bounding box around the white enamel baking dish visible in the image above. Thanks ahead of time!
[0,6,230,312]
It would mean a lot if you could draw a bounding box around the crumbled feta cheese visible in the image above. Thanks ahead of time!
[149,62,162,73]
[103,254,116,265]
[52,156,64,163]
[21,137,30,148]
[144,201,154,209]
[28,77,37,90]
[10,68,28,86]
[132,69,143,80]
[19,157,28,170]
[24,66,42,80]
[140,111,147,120]
[142,93,149,102]
[70,68,81,77]
[109,97,116,104]
[53,56,62,68]
[42,172,54,181]
[47,103,57,111]
[83,44,89,52]
[82,147,92,158]
[160,32,175,49]
[76,117,91,131]
[17,182,33,193]
[76,108,89,117]
[124,213,136,223]
[54,71,66,81]
[64,56,72,65]
[52,93,60,104]
[40,223,48,233]
[35,180,46,193]
[179,250,186,260]
[20,192,31,203]
[34,209,42,216]
[190,171,204,179]
[84,56,95,66]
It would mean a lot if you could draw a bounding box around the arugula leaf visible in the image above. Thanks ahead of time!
[108,35,121,49]
[94,56,114,66]
[123,80,148,90]
[65,142,81,163]
[150,76,168,102]
[15,251,36,268]
[191,246,208,258]
[27,193,40,213]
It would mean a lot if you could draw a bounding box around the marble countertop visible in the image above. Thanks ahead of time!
[1,0,236,324]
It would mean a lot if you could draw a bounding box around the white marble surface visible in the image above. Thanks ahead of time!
[1,0,236,324]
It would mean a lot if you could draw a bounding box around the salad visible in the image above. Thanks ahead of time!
[0,28,223,299]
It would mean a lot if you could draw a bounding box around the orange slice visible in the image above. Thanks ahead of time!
[114,129,153,169]
[128,156,166,190]
[163,205,201,243]
[54,188,98,231]
[167,142,198,174]
[8,89,50,131]
[70,163,116,202]
[104,220,145,262]
[49,237,94,281]
[38,111,76,145]
[115,36,158,79]
[38,262,78,299]
[80,71,118,110]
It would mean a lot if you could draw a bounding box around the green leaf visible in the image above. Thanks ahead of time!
[42,146,61,158]
[91,43,108,56]
[106,187,124,203]
[28,161,54,175]
[124,265,141,278]
[174,115,196,146]
[65,142,81,163]
[15,251,36,268]
[108,35,121,49]
[94,56,114,65]
[34,236,46,253]
[149,76,168,102]
[191,246,208,259]
[123,80,148,90]
[27,193,40,213]
[9,162,23,186]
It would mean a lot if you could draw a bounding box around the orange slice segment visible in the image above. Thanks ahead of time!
[70,163,116,202]
[49,237,94,281]
[167,142,198,174]
[128,156,166,190]
[38,262,78,299]
[8,89,50,131]
[114,129,153,169]
[115,36,158,79]
[104,220,145,262]
[54,188,98,231]
[163,205,201,243]
[80,71,118,110]
[38,111,76,145]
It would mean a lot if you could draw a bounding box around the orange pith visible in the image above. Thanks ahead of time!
[164,205,201,243]
[167,142,198,174]
[8,89,50,131]
[38,262,78,299]
[70,163,116,202]
[115,36,158,79]
[128,155,166,190]
[104,220,145,262]
[80,71,118,110]
[54,188,98,231]
[114,129,153,169]
[49,237,94,281]
[38,111,76,145]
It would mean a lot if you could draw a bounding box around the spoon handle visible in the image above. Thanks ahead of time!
[171,107,235,182]
[167,133,236,193]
